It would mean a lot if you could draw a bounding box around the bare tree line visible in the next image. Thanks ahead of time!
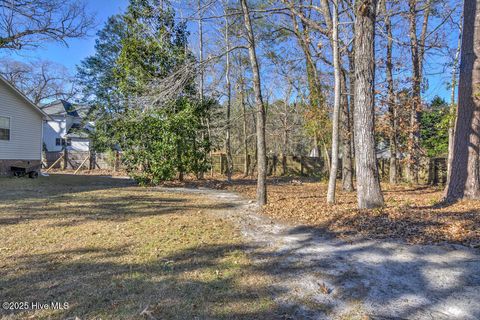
[188,0,476,208]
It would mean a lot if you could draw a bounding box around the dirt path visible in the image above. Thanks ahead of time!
[163,187,480,320]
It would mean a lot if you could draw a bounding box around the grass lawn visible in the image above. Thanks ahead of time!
[0,174,276,319]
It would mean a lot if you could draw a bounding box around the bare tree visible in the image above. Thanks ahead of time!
[341,70,354,191]
[353,0,384,209]
[198,0,204,102]
[0,58,76,104]
[0,0,94,50]
[197,0,206,180]
[445,0,480,202]
[327,0,341,204]
[223,5,233,182]
[406,0,432,184]
[382,0,398,184]
[281,85,293,175]
[237,54,250,176]
[240,0,267,205]
[447,10,464,185]
[285,1,330,173]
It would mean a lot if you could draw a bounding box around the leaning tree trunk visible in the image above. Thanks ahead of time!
[353,0,384,209]
[240,0,267,205]
[327,0,341,204]
[445,0,480,202]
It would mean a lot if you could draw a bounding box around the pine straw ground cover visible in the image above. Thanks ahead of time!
[0,174,278,319]
[225,178,480,248]
[166,175,480,248]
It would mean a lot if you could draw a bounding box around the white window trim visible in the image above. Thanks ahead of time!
[0,115,11,142]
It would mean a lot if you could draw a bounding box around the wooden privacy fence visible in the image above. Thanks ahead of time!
[374,157,448,185]
[43,149,448,184]
[212,153,448,184]
[43,150,122,171]
[211,154,326,177]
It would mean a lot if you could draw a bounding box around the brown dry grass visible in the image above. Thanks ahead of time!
[0,174,277,319]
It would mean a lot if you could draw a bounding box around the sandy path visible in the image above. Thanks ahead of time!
[163,187,480,320]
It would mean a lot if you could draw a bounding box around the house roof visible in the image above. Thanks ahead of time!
[40,99,79,117]
[66,131,90,139]
[0,75,50,119]
[65,122,92,139]
[73,104,91,118]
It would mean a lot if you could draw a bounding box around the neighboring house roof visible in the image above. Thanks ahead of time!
[40,99,82,117]
[74,104,92,118]
[0,75,50,119]
[65,123,91,139]
[66,131,90,139]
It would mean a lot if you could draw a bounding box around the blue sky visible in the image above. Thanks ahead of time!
[2,0,458,103]
[6,0,129,72]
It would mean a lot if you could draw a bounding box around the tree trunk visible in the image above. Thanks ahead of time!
[198,0,204,101]
[383,0,398,184]
[407,0,421,184]
[289,4,328,177]
[327,0,341,204]
[353,0,384,209]
[240,67,249,176]
[447,14,464,185]
[197,0,205,180]
[320,136,331,176]
[348,48,356,170]
[445,0,480,202]
[241,0,267,205]
[341,71,354,192]
[251,111,258,176]
[282,87,291,176]
[407,0,431,184]
[224,11,233,182]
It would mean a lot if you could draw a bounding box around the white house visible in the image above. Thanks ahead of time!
[41,100,93,152]
[0,75,49,175]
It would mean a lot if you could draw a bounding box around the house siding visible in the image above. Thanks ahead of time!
[0,80,43,161]
[43,116,67,152]
[70,138,90,152]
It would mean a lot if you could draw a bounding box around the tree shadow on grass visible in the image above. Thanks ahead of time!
[0,174,135,201]
[0,244,301,319]
[0,174,246,227]
[3,230,479,319]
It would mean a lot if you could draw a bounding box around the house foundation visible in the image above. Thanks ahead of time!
[0,160,41,176]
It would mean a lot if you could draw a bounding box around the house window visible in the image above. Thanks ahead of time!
[55,138,72,147]
[0,116,10,141]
